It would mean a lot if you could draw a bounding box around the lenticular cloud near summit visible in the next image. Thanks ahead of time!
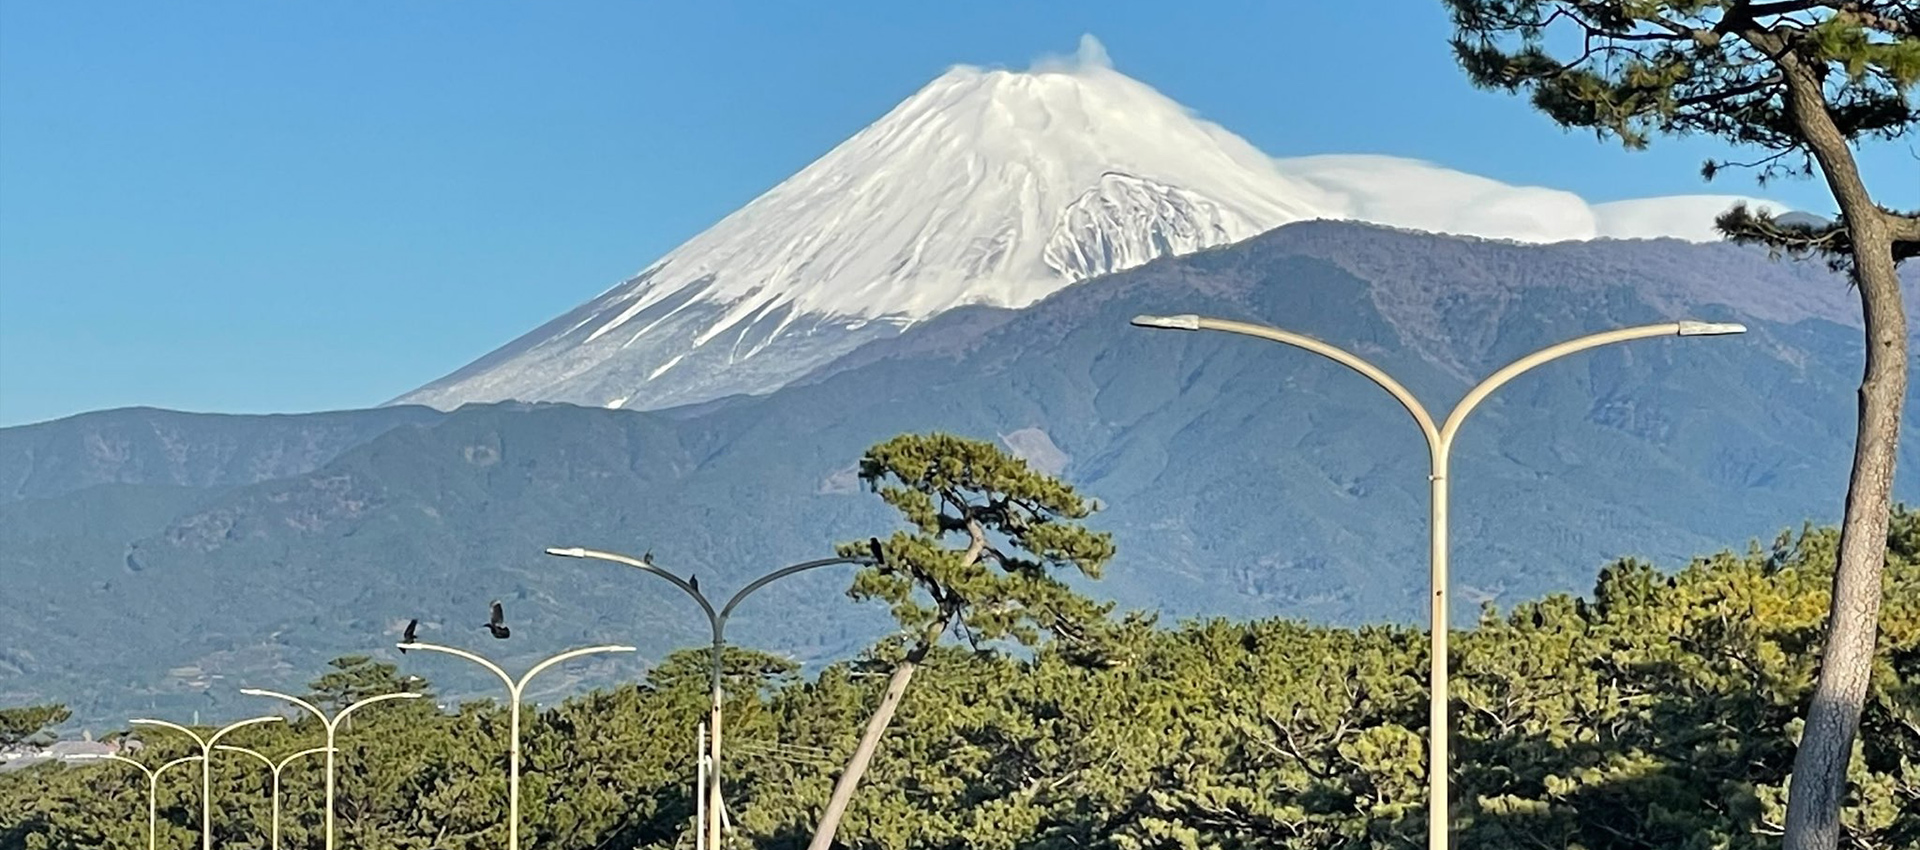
[391,33,1796,417]
[1277,152,1788,244]
[1028,35,1791,244]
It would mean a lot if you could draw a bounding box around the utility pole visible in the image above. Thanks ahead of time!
[397,640,635,850]
[1130,314,1745,849]
[63,753,203,850]
[128,715,284,850]
[696,723,709,850]
[546,547,875,847]
[238,688,421,850]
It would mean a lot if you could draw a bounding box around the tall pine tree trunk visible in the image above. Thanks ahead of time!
[1763,41,1911,850]
[806,619,947,850]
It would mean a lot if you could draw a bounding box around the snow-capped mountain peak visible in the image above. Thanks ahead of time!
[588,54,1336,329]
[392,35,1790,415]
[394,37,1343,413]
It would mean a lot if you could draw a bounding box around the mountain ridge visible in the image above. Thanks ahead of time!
[6,221,1911,726]
[0,404,444,503]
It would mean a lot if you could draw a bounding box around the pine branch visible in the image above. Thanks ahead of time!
[1676,72,1785,108]
[1718,203,1920,268]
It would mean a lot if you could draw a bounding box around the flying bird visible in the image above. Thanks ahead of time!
[868,537,885,564]
[484,601,511,639]
[401,618,418,651]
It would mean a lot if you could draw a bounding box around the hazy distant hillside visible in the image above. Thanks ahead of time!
[0,405,443,502]
[3,221,1913,727]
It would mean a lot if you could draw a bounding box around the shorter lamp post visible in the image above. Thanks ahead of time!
[397,640,635,850]
[64,752,203,850]
[128,715,284,850]
[546,546,873,849]
[215,744,333,850]
[237,688,421,850]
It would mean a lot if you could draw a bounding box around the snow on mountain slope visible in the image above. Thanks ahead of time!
[394,35,1794,415]
[594,52,1336,324]
[392,37,1345,413]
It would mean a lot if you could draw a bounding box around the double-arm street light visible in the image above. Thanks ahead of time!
[397,639,636,850]
[129,715,284,850]
[214,744,333,850]
[237,688,421,850]
[64,752,203,850]
[1129,313,1746,850]
[545,546,874,850]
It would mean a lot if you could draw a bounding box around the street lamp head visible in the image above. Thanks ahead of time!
[1676,320,1748,336]
[1130,313,1202,331]
[545,546,587,558]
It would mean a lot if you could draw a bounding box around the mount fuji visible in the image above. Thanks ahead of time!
[392,36,1788,414]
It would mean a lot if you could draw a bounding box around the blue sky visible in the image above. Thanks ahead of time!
[2,1,1913,427]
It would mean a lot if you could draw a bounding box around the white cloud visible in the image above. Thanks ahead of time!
[1589,195,1792,241]
[1014,35,1786,245]
[1030,33,1114,74]
[1273,153,1793,244]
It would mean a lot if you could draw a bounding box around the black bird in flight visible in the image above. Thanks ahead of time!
[688,574,700,595]
[868,537,885,564]
[401,618,418,651]
[484,601,511,639]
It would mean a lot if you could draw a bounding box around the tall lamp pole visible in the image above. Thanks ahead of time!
[1129,314,1746,850]
[129,715,284,850]
[237,688,421,850]
[64,752,203,850]
[397,640,636,850]
[214,744,333,850]
[545,547,873,850]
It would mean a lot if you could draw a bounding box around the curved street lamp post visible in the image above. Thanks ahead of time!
[1129,314,1746,850]
[397,640,636,850]
[215,744,333,850]
[128,715,284,850]
[237,688,421,850]
[545,547,873,850]
[64,752,204,850]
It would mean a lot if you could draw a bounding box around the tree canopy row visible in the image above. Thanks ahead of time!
[3,434,1915,849]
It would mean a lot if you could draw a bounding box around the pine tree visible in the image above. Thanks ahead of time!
[806,432,1116,850]
[1439,5,1917,846]
[0,704,70,748]
[307,655,425,713]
